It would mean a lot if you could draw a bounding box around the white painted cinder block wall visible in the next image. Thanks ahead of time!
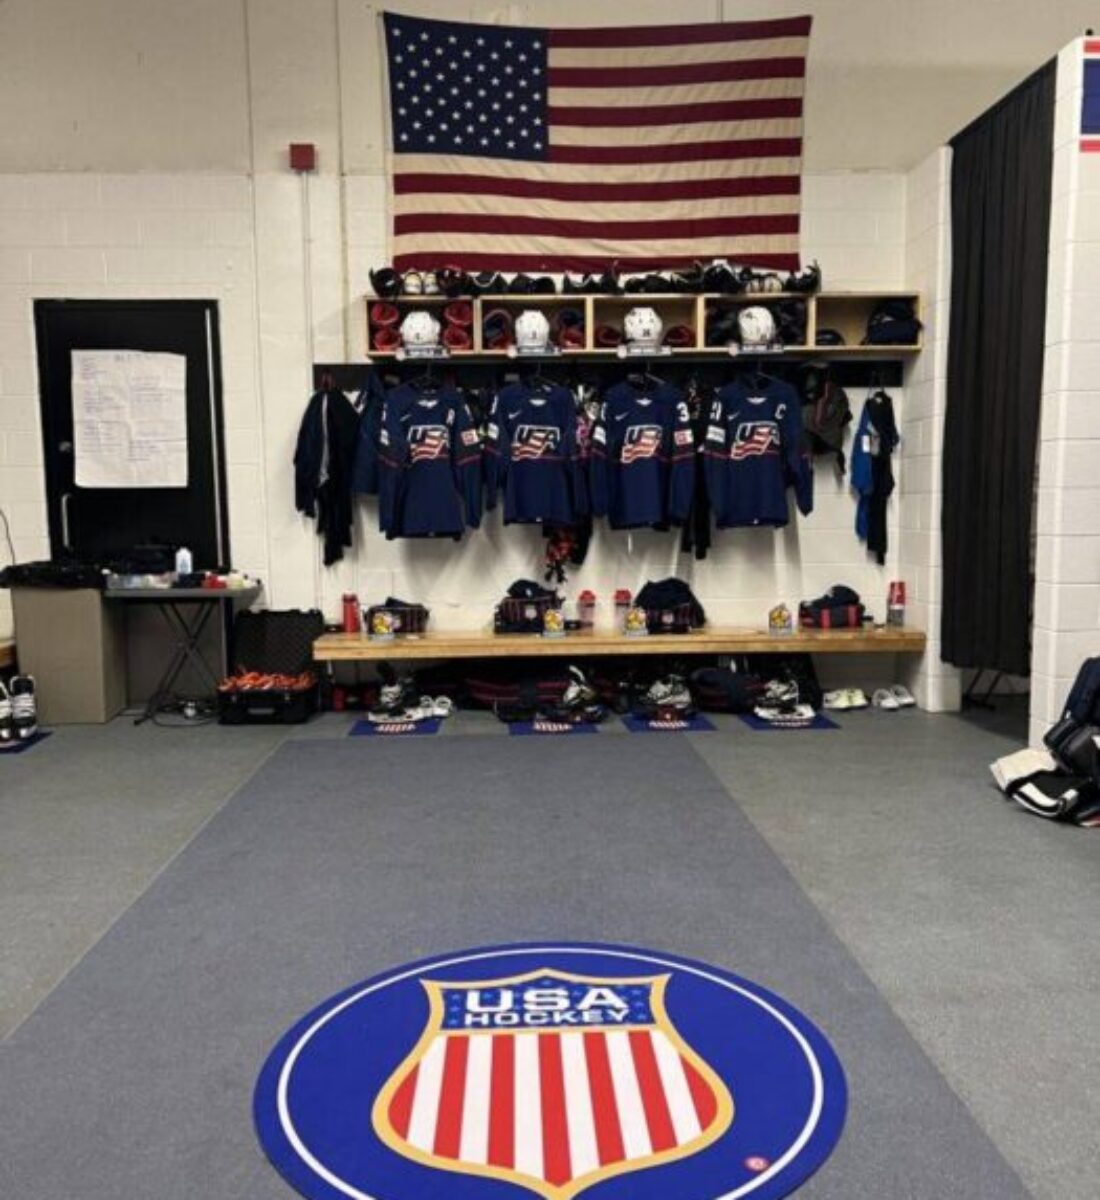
[898,148,963,712]
[0,0,945,687]
[1032,37,1100,746]
[0,170,908,641]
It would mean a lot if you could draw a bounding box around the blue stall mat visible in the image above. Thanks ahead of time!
[740,713,838,732]
[349,718,442,737]
[622,714,715,733]
[509,719,599,735]
[0,730,52,755]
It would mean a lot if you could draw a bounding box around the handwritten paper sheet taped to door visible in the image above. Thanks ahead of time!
[72,350,188,488]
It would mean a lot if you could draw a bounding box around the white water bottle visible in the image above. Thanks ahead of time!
[175,546,193,577]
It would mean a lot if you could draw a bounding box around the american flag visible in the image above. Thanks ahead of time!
[383,12,811,273]
[374,974,727,1197]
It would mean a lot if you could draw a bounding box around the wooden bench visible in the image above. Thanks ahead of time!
[314,627,927,663]
[0,640,14,671]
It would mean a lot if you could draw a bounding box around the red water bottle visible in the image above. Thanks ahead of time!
[887,581,906,627]
[342,593,360,634]
[578,590,596,630]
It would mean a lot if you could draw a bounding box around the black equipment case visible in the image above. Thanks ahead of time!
[218,608,325,725]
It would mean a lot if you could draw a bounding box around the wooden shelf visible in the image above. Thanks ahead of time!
[315,626,927,663]
[365,290,922,362]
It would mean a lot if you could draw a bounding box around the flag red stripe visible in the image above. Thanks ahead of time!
[393,172,801,202]
[548,97,802,127]
[549,138,802,165]
[392,251,800,272]
[548,58,806,89]
[389,1065,418,1139]
[394,213,799,240]
[487,1035,515,1169]
[433,1037,470,1159]
[628,1032,678,1152]
[547,16,812,48]
[683,1059,718,1129]
[583,1032,626,1166]
[538,1035,573,1186]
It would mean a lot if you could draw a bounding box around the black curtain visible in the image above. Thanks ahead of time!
[942,62,1055,676]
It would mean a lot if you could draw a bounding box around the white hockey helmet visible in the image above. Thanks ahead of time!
[737,305,776,348]
[623,305,663,347]
[514,308,551,351]
[400,309,441,348]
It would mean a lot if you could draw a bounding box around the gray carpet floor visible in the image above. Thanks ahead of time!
[0,732,1039,1200]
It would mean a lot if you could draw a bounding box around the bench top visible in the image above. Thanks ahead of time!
[314,626,927,662]
[0,640,13,670]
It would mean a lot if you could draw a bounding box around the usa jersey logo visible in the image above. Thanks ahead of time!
[731,421,780,460]
[409,425,449,462]
[254,944,847,1200]
[621,425,662,463]
[512,425,561,461]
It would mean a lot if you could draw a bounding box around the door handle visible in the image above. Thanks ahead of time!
[61,492,73,550]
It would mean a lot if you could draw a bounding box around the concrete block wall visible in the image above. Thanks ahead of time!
[0,172,269,639]
[1032,37,1100,745]
[898,148,963,711]
[0,169,910,645]
[334,169,908,633]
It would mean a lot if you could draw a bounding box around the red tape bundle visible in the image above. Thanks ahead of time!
[373,326,401,352]
[594,324,623,348]
[442,324,472,350]
[663,324,695,348]
[554,306,585,349]
[370,301,401,352]
[482,306,514,350]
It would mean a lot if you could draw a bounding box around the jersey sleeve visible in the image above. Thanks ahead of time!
[453,399,483,529]
[781,389,814,516]
[667,392,696,523]
[588,401,610,518]
[570,405,587,518]
[350,371,387,495]
[482,391,507,510]
[702,391,730,512]
[376,394,404,536]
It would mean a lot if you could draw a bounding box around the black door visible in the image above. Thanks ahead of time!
[34,299,229,569]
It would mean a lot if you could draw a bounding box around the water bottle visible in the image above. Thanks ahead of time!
[174,546,193,577]
[887,581,906,627]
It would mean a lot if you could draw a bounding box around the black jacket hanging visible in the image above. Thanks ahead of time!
[294,388,362,566]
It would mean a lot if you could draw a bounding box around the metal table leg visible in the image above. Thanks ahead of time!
[135,601,220,724]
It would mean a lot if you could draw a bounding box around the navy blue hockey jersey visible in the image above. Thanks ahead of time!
[484,382,585,525]
[377,385,482,538]
[589,381,695,529]
[703,377,812,528]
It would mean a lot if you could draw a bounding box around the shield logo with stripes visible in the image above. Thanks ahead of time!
[372,969,734,1199]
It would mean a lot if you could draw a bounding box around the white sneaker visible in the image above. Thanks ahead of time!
[844,688,869,710]
[9,675,38,739]
[642,674,691,711]
[756,702,816,725]
[889,684,917,708]
[823,690,850,711]
[872,688,900,711]
[0,682,13,743]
